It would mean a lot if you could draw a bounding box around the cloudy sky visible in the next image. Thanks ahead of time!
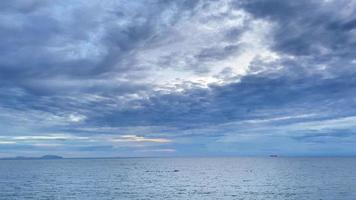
[0,0,356,157]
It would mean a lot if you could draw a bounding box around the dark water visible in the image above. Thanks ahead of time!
[1,157,356,200]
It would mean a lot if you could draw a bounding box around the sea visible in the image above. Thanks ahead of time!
[0,157,356,200]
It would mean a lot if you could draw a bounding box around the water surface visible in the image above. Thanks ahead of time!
[1,157,355,199]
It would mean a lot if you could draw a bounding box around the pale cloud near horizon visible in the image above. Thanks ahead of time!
[111,135,171,143]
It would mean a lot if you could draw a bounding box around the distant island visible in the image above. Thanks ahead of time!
[0,155,63,160]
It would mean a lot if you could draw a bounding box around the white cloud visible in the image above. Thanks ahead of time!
[130,0,277,91]
[0,141,16,145]
[68,113,87,123]
[136,148,176,152]
[0,134,89,144]
[111,135,171,143]
[284,116,356,132]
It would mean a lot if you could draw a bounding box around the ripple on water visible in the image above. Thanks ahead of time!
[0,157,356,200]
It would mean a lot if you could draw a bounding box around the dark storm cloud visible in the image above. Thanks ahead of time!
[0,0,201,95]
[0,0,246,115]
[236,0,356,57]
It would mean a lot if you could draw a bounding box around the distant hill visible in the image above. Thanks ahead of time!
[40,155,63,159]
[0,155,63,160]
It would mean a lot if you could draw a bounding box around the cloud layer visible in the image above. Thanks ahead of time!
[1,0,356,157]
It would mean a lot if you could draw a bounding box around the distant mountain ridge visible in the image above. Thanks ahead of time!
[0,155,63,160]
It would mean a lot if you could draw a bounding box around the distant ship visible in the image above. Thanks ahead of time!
[269,155,278,157]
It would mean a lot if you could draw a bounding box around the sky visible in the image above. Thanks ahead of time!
[0,0,356,157]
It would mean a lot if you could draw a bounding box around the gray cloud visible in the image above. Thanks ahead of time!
[237,0,356,58]
[1,0,356,156]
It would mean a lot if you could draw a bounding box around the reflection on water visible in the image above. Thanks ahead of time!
[1,157,356,200]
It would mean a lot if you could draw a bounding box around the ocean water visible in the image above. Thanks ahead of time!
[0,157,356,200]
